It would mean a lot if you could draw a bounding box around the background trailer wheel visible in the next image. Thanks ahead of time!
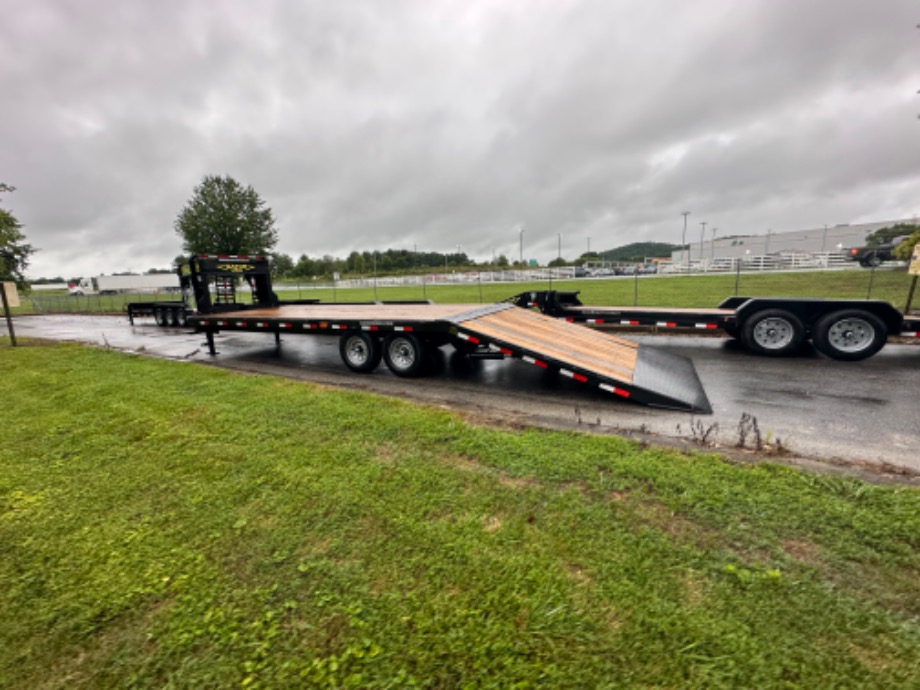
[339,332,382,373]
[383,333,426,377]
[813,310,887,361]
[740,309,805,356]
[154,307,168,327]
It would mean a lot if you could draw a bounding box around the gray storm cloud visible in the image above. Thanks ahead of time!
[1,0,916,277]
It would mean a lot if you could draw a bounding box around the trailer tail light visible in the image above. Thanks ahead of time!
[599,383,631,398]
[565,317,575,322]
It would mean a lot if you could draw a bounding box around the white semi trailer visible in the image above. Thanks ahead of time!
[69,273,180,295]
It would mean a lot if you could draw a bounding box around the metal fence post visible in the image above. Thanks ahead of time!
[734,259,741,295]
[866,267,875,300]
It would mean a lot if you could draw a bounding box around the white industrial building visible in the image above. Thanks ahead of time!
[672,218,913,264]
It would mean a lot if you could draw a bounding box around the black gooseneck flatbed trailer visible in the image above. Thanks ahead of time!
[511,290,920,361]
[179,255,712,413]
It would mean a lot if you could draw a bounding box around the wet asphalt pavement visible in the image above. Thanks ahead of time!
[11,314,920,478]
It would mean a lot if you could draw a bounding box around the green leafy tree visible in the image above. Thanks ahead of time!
[865,224,917,247]
[270,252,295,278]
[174,175,278,256]
[0,184,36,290]
[893,230,920,261]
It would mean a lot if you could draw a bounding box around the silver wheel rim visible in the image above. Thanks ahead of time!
[345,336,370,366]
[387,338,416,370]
[826,318,875,353]
[752,317,795,350]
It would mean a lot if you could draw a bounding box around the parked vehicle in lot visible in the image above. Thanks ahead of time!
[844,239,905,267]
[69,273,180,296]
[512,290,920,361]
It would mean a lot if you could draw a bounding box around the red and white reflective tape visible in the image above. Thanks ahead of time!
[599,383,631,398]
[305,323,318,330]
[394,326,413,332]
[235,321,246,327]
[216,320,228,327]
[695,323,718,329]
[361,325,380,331]
[620,319,640,326]
[586,318,605,324]
[256,322,269,328]
[903,331,918,337]
[279,323,292,329]
[656,321,678,328]
[499,347,513,356]
[522,355,549,369]
[331,324,346,330]
[560,368,589,383]
[565,317,575,322]
[457,333,480,344]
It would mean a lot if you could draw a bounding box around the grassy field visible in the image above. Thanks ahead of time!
[17,268,918,316]
[275,268,916,310]
[2,341,919,688]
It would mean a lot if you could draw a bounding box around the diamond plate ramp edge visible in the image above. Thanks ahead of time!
[630,344,712,414]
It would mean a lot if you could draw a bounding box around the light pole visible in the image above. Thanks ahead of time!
[557,233,562,260]
[699,221,707,265]
[711,227,717,260]
[519,226,525,266]
[681,211,690,269]
[821,224,828,253]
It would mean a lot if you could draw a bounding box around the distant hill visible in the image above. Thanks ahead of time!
[599,242,679,263]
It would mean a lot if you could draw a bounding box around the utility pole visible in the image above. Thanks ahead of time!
[711,227,717,260]
[519,226,525,265]
[699,221,707,264]
[681,211,690,269]
[557,233,562,260]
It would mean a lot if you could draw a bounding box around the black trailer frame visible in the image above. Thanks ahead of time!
[511,290,920,361]
[176,255,712,413]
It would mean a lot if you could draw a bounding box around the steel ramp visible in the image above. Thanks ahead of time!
[449,304,711,413]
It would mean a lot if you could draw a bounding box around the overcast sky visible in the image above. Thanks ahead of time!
[2,0,917,278]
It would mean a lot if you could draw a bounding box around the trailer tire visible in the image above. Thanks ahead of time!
[176,309,188,327]
[383,333,426,377]
[812,309,887,361]
[339,332,382,373]
[740,309,805,356]
[154,307,168,327]
[169,307,182,327]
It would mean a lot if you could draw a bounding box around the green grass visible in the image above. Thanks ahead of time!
[2,342,919,688]
[280,268,916,310]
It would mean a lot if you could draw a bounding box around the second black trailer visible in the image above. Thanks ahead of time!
[512,290,920,361]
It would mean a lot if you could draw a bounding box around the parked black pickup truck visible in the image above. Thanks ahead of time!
[844,241,902,267]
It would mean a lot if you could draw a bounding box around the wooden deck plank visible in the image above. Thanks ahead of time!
[463,309,638,383]
[225,304,485,321]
